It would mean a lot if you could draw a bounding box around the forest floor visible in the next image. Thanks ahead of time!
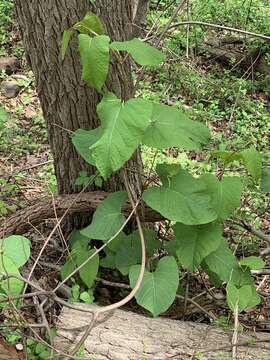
[1,1,270,358]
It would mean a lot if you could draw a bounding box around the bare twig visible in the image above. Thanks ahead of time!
[166,21,270,41]
[232,303,239,358]
[68,170,146,356]
[156,0,188,45]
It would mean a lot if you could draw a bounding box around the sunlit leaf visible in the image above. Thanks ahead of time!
[78,34,110,92]
[143,103,210,150]
[91,93,152,178]
[143,165,217,225]
[0,236,30,268]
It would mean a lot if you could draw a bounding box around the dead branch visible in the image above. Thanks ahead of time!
[0,192,162,238]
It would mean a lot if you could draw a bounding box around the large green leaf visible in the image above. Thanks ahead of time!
[143,166,217,225]
[0,236,30,268]
[72,128,102,165]
[240,147,262,181]
[73,12,104,35]
[174,222,222,271]
[203,240,238,282]
[261,167,270,192]
[129,256,179,317]
[91,93,152,178]
[78,34,110,92]
[203,241,253,287]
[142,103,210,150]
[110,38,165,67]
[80,192,128,240]
[201,174,243,220]
[0,255,24,299]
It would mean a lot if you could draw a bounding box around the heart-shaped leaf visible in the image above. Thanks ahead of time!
[129,256,179,317]
[143,103,210,150]
[201,174,243,220]
[80,192,128,241]
[143,166,217,225]
[174,222,222,271]
[91,93,152,178]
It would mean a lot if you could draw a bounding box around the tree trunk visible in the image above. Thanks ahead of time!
[14,0,143,199]
[55,304,270,360]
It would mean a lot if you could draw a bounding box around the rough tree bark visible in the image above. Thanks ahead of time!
[55,304,270,360]
[14,0,144,200]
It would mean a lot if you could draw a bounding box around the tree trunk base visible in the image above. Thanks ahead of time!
[55,304,270,360]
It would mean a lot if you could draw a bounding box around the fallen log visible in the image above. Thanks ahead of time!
[199,36,270,76]
[55,304,270,360]
[0,192,162,237]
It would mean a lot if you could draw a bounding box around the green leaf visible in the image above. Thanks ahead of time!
[213,148,262,181]
[226,282,260,312]
[240,147,262,181]
[143,166,217,225]
[142,103,210,150]
[69,230,90,251]
[74,12,104,35]
[60,257,76,281]
[80,291,94,304]
[0,255,24,298]
[110,38,165,67]
[201,174,243,220]
[81,191,128,241]
[100,249,117,269]
[78,34,110,92]
[72,128,102,166]
[91,93,152,178]
[239,256,265,270]
[174,222,222,271]
[203,240,238,282]
[76,249,99,288]
[129,256,179,317]
[71,284,80,302]
[0,236,30,268]
[261,167,270,192]
[115,237,141,275]
[61,29,74,60]
[114,229,160,275]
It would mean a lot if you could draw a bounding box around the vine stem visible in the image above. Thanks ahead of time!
[166,21,270,41]
[69,170,146,356]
